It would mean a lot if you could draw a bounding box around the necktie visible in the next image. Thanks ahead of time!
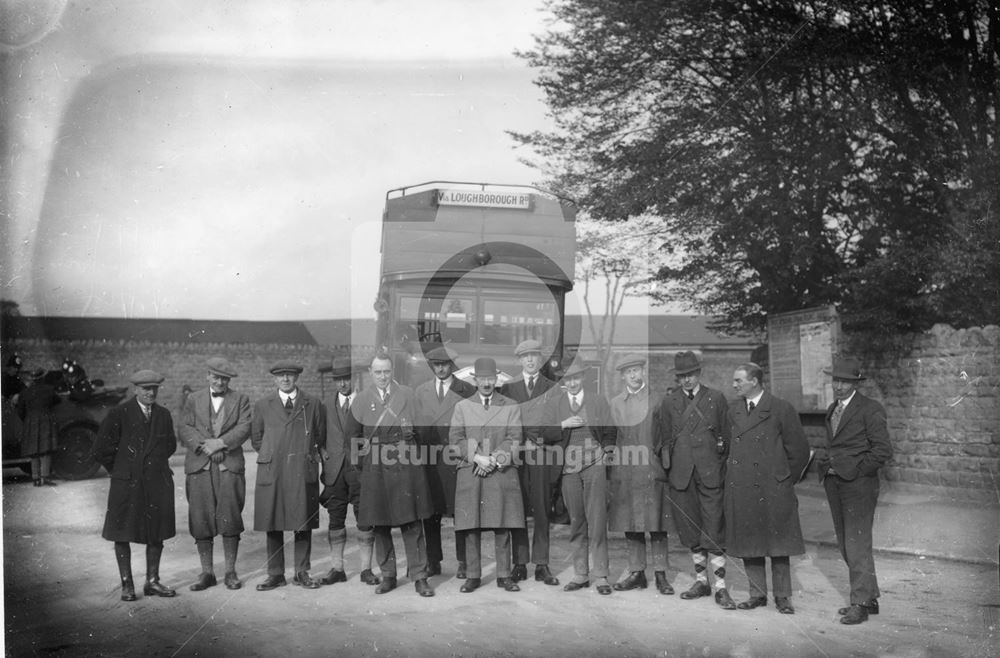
[570,395,581,413]
[483,397,490,410]
[341,396,349,412]
[686,390,694,401]
[830,401,844,434]
[527,375,535,396]
[438,380,445,401]
[142,405,151,421]
[747,400,755,413]
[284,397,294,412]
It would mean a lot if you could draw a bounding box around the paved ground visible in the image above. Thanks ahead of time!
[3,460,998,657]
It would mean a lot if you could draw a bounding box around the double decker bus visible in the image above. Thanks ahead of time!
[374,182,577,387]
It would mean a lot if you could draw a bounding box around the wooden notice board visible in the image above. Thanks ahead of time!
[766,306,839,412]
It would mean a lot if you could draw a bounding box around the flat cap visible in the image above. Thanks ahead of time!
[616,353,647,371]
[269,361,304,375]
[426,345,459,363]
[129,369,165,386]
[206,357,238,378]
[514,339,544,357]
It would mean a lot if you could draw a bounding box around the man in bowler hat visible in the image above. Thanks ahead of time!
[817,356,893,624]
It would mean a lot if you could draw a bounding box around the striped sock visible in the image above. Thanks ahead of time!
[692,549,708,584]
[710,552,726,590]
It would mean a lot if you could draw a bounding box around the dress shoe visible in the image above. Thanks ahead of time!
[425,561,441,577]
[496,577,521,592]
[460,577,482,593]
[840,603,869,625]
[613,571,648,591]
[359,569,380,586]
[563,580,589,592]
[33,479,42,487]
[535,564,560,586]
[293,571,321,589]
[455,561,467,580]
[256,575,287,591]
[414,578,435,597]
[121,581,137,602]
[715,588,737,610]
[375,576,397,594]
[654,571,675,595]
[189,573,217,591]
[596,580,613,595]
[680,580,712,599]
[737,596,767,610]
[41,477,57,486]
[143,580,177,597]
[774,596,795,614]
[320,569,347,585]
[838,599,879,616]
[510,564,528,582]
[224,572,242,590]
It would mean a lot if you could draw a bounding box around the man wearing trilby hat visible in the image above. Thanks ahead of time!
[817,356,893,625]
[178,357,252,591]
[93,369,177,601]
[251,360,326,591]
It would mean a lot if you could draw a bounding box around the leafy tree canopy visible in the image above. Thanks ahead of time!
[513,0,1000,337]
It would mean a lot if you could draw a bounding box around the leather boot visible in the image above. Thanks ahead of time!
[115,542,136,601]
[144,543,176,597]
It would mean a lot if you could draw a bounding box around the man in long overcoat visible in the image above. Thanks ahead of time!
[499,338,560,586]
[318,356,378,586]
[17,368,60,486]
[608,354,674,596]
[414,345,476,577]
[658,351,735,608]
[449,357,526,593]
[93,369,177,601]
[542,359,617,595]
[726,363,810,614]
[178,357,252,591]
[251,360,325,591]
[816,356,893,625]
[353,352,435,597]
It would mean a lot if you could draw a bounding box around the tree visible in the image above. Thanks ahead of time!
[513,0,1000,338]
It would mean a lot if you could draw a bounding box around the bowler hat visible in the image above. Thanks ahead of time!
[426,346,459,364]
[824,356,866,381]
[673,351,702,375]
[473,357,499,377]
[206,357,238,378]
[329,356,355,379]
[269,361,303,376]
[514,339,543,357]
[616,353,647,372]
[129,369,165,386]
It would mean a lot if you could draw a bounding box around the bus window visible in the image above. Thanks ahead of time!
[481,298,558,348]
[396,292,474,346]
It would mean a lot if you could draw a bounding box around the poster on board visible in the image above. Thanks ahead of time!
[767,306,839,412]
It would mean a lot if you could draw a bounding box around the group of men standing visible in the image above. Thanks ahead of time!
[93,344,891,625]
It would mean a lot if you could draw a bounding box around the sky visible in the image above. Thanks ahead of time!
[1,0,642,322]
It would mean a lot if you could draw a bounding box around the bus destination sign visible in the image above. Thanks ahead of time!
[437,189,532,210]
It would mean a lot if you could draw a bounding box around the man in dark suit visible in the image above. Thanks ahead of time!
[542,359,617,595]
[658,351,735,608]
[178,357,252,591]
[93,369,177,602]
[500,339,560,586]
[726,363,810,615]
[817,356,893,625]
[414,346,476,577]
[251,361,326,591]
[318,356,378,586]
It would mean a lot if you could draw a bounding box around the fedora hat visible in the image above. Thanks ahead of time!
[824,356,866,381]
[426,345,459,364]
[328,356,356,379]
[206,357,238,379]
[673,351,702,375]
[559,359,587,378]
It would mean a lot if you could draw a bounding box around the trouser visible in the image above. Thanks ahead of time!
[824,472,881,604]
[30,454,52,480]
[743,556,791,598]
[374,520,428,580]
[669,468,725,552]
[464,529,512,579]
[187,465,246,539]
[561,463,609,579]
[625,532,669,572]
[511,460,554,565]
[265,530,312,576]
[424,514,466,564]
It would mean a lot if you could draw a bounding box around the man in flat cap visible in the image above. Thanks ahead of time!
[353,352,435,597]
[251,360,326,591]
[178,357,252,591]
[541,358,617,595]
[608,354,675,596]
[318,356,378,586]
[449,357,525,593]
[500,338,560,585]
[817,356,893,625]
[414,345,476,578]
[655,351,735,607]
[93,369,177,601]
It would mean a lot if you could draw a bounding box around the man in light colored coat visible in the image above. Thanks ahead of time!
[178,357,252,591]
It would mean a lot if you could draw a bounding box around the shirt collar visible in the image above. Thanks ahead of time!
[279,389,298,404]
[747,390,764,407]
[838,390,856,407]
[625,383,646,398]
